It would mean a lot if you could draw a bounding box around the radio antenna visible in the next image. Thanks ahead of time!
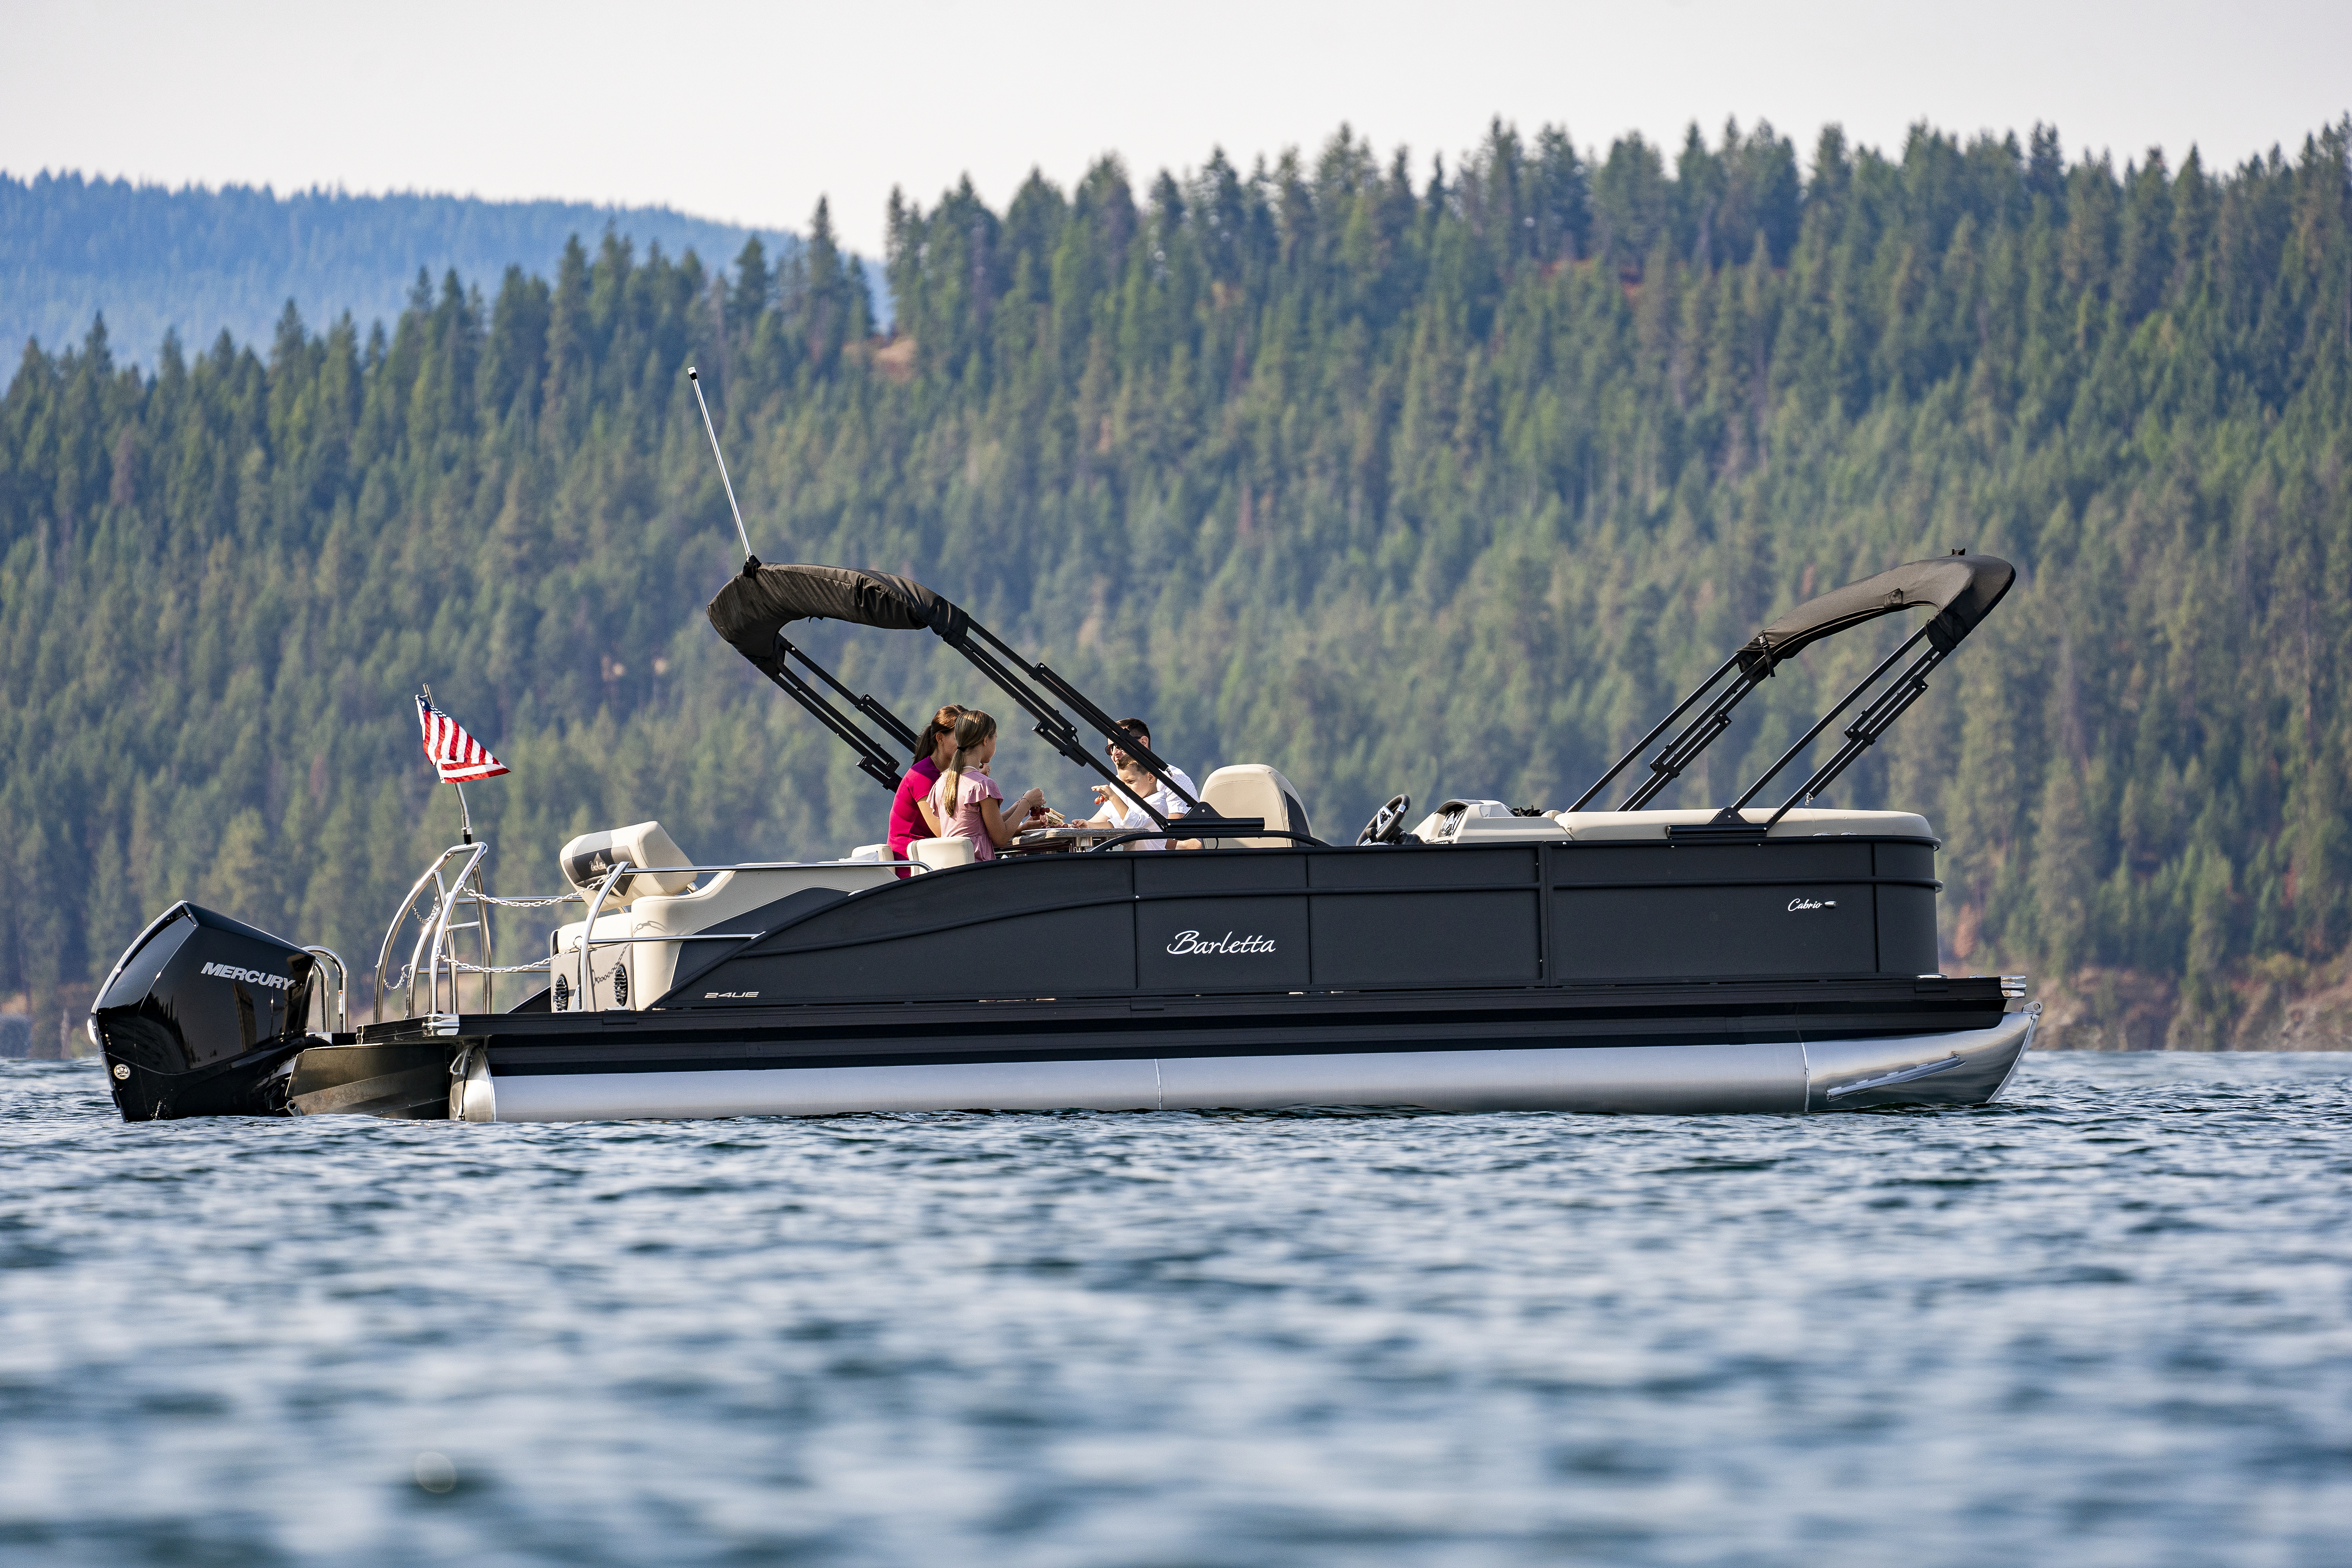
[686,367,755,565]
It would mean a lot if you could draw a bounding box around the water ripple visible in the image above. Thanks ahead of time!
[2,1054,2348,1566]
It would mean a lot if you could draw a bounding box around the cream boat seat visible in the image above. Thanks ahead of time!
[1197,765,1313,848]
[548,823,899,1009]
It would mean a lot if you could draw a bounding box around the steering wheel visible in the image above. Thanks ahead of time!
[1356,793,1412,846]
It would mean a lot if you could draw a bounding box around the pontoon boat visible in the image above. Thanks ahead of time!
[91,552,2037,1122]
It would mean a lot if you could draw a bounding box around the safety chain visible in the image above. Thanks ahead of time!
[386,954,554,989]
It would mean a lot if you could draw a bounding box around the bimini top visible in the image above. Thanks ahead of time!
[1737,554,2014,679]
[1572,549,2018,816]
[707,562,966,673]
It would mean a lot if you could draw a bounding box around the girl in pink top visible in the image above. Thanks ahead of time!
[926,711,1045,862]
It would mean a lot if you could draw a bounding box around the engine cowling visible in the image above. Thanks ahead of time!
[90,903,320,1120]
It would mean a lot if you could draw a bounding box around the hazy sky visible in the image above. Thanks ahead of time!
[7,0,2347,256]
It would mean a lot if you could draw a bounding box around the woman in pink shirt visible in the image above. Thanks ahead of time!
[887,704,964,877]
[927,711,1045,862]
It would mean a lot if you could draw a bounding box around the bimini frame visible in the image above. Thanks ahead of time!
[685,362,1247,837]
[708,561,1260,836]
[1569,553,2015,834]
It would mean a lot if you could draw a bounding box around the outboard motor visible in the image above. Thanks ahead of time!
[89,903,322,1120]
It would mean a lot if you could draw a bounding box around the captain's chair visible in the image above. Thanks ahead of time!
[1197,765,1314,848]
[557,822,695,905]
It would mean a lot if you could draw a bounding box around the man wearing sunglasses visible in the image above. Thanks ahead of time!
[1082,718,1196,846]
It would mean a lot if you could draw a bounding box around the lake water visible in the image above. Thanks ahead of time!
[3,1053,2347,1566]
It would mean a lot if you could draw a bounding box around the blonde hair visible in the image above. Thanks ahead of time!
[938,710,998,811]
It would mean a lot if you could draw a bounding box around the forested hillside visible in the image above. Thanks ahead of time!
[4,118,2349,1053]
[0,172,869,365]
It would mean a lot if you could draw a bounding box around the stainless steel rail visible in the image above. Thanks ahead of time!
[300,946,349,1034]
[373,842,499,1022]
[573,860,629,1012]
[421,842,494,1018]
[374,847,471,1023]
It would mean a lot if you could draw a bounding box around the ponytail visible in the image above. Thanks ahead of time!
[938,710,998,811]
[914,703,967,764]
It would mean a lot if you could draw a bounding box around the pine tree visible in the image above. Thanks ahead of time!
[731,236,771,325]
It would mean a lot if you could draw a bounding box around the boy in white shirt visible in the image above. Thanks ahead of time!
[1084,718,1196,848]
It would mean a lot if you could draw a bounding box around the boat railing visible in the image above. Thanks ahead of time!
[378,858,619,1022]
[372,843,498,1023]
[376,847,918,1021]
[301,946,349,1034]
[1078,826,1319,853]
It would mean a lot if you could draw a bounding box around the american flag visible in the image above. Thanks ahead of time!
[416,693,510,782]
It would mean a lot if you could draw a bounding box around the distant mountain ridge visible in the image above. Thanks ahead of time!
[2,172,884,362]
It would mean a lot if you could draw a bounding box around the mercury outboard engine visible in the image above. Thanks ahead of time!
[89,903,323,1120]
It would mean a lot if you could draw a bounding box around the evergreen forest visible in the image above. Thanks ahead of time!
[4,117,2350,1053]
